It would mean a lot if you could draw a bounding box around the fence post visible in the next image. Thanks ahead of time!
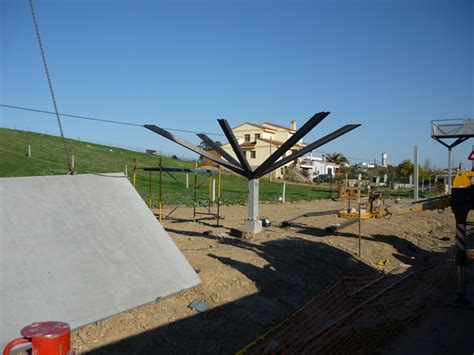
[148,171,152,209]
[159,158,162,222]
[132,159,137,187]
[193,162,198,222]
[282,181,286,203]
[28,145,32,158]
[414,145,419,202]
[358,202,362,257]
[212,179,216,203]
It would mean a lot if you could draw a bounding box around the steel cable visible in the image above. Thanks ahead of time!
[28,0,72,173]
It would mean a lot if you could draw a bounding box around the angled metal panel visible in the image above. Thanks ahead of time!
[253,112,330,178]
[144,124,246,176]
[196,133,241,166]
[260,124,361,176]
[431,119,474,138]
[218,119,253,176]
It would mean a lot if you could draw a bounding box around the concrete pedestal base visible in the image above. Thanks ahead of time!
[245,219,263,234]
[245,178,263,235]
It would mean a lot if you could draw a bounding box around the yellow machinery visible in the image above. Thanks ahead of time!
[452,170,474,189]
[337,191,387,219]
[283,171,474,240]
[337,171,474,220]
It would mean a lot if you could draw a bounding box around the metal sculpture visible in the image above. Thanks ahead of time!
[145,111,360,234]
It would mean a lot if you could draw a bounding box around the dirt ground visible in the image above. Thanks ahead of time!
[72,198,457,354]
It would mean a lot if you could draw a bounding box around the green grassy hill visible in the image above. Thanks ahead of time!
[0,128,329,205]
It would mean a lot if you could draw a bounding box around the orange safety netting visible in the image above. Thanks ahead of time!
[239,262,455,354]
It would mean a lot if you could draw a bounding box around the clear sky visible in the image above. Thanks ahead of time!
[1,0,472,168]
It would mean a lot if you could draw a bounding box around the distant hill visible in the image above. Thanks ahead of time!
[0,128,328,205]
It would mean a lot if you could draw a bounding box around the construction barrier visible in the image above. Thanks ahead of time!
[238,262,455,354]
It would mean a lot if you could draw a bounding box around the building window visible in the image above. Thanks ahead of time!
[255,133,260,140]
[250,151,256,159]
[244,134,250,142]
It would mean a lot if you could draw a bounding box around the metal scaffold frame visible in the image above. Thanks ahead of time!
[132,159,223,226]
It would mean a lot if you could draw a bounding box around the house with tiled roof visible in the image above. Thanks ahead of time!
[221,120,305,179]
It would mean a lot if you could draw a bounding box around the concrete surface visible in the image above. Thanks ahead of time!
[0,173,200,349]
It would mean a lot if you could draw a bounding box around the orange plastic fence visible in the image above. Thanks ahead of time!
[238,262,455,354]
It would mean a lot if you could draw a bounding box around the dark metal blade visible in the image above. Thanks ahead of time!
[144,124,246,176]
[253,112,330,178]
[260,124,361,176]
[196,133,241,166]
[218,119,253,176]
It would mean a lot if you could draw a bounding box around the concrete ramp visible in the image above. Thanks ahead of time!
[0,173,200,349]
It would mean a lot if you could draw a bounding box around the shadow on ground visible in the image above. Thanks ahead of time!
[86,237,376,354]
[292,221,452,268]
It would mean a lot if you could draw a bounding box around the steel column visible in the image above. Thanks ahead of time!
[414,145,419,202]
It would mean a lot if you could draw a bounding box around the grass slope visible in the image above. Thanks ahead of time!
[0,128,329,205]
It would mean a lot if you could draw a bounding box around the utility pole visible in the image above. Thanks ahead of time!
[414,145,419,202]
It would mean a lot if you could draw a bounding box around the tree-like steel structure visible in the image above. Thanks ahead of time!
[145,112,360,234]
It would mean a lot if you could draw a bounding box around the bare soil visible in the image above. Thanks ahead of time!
[73,198,456,354]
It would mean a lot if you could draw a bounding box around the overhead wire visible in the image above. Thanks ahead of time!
[2,105,379,162]
[2,103,380,162]
[0,104,226,137]
[2,103,379,162]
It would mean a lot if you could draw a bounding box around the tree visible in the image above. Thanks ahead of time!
[198,140,223,151]
[325,152,349,174]
[325,152,349,165]
[397,159,414,181]
[386,164,398,182]
[344,165,359,179]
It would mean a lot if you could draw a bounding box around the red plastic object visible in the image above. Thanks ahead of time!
[3,321,73,355]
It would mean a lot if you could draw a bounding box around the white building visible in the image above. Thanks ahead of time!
[357,162,376,170]
[300,155,341,177]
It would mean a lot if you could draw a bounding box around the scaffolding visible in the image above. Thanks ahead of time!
[132,159,223,225]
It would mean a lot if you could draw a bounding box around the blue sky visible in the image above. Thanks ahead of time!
[1,0,472,168]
